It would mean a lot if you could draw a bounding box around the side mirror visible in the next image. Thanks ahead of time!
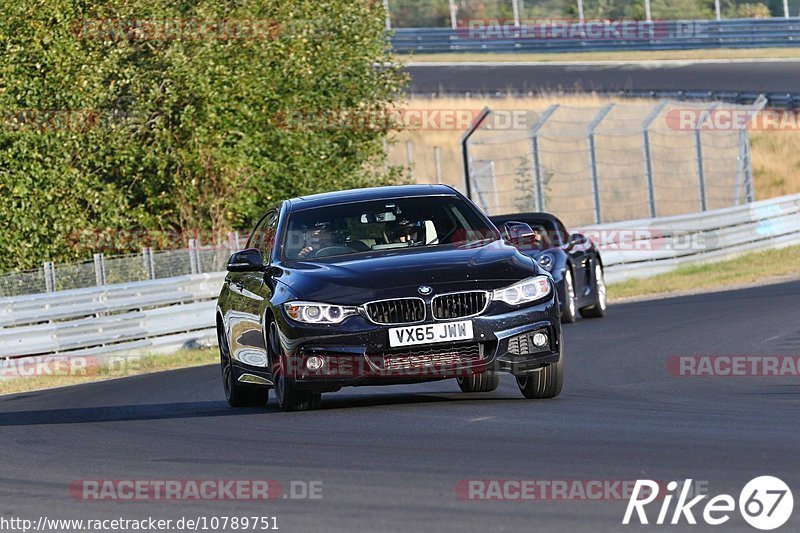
[227,248,265,272]
[569,233,588,246]
[503,221,535,247]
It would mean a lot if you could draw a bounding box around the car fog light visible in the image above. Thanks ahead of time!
[532,332,549,348]
[306,356,325,371]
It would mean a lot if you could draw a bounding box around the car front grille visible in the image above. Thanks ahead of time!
[432,291,489,320]
[364,298,425,325]
[377,343,484,372]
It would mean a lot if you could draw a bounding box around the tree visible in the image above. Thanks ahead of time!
[0,0,407,271]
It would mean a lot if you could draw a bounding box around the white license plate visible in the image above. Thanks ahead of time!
[388,320,474,348]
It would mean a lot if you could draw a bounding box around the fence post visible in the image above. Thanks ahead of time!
[448,0,457,29]
[461,107,491,201]
[434,146,443,184]
[383,0,391,30]
[641,101,668,218]
[189,239,200,275]
[93,253,106,286]
[530,104,559,212]
[405,140,415,179]
[511,0,521,27]
[577,0,585,22]
[43,261,55,293]
[142,248,156,280]
[742,128,755,203]
[694,102,719,212]
[587,104,615,224]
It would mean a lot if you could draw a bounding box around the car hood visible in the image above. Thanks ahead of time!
[277,243,539,304]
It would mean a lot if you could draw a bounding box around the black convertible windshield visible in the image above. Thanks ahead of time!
[283,195,499,260]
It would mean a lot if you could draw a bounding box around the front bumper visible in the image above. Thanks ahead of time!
[250,291,562,390]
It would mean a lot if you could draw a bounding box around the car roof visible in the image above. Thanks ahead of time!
[489,212,561,224]
[286,184,459,211]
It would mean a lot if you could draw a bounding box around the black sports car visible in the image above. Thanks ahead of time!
[216,185,563,411]
[490,213,606,323]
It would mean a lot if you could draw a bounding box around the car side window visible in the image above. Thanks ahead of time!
[555,220,569,246]
[247,210,278,265]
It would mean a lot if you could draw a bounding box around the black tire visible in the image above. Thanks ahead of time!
[267,321,322,412]
[516,351,564,399]
[219,324,269,407]
[561,267,578,323]
[579,262,607,319]
[457,369,500,393]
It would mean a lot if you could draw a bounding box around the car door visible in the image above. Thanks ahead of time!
[228,210,277,368]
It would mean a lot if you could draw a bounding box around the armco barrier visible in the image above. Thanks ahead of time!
[1,194,799,362]
[0,273,224,361]
[592,193,800,283]
[392,19,800,54]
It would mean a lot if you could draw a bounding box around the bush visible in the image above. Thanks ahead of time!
[0,0,407,271]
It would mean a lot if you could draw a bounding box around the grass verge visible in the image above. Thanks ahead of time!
[608,245,800,301]
[0,348,218,397]
[405,48,800,63]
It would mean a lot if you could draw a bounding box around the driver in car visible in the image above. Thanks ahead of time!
[297,222,336,258]
[390,219,419,244]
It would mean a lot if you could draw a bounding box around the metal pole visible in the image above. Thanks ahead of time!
[405,140,415,179]
[645,0,652,22]
[784,0,790,19]
[694,126,708,212]
[530,105,560,212]
[189,239,199,275]
[460,107,491,201]
[434,146,443,184]
[449,0,458,29]
[587,104,614,225]
[577,0,585,23]
[714,0,721,20]
[641,101,668,218]
[142,248,155,280]
[383,0,391,30]
[512,0,521,27]
[93,253,106,286]
[43,261,55,293]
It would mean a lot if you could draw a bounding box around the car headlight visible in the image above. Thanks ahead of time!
[492,276,552,306]
[284,302,358,324]
[538,253,555,272]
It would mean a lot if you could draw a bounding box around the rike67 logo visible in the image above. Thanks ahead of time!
[623,476,793,530]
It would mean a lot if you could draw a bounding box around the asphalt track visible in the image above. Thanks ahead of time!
[1,280,799,532]
[405,60,800,94]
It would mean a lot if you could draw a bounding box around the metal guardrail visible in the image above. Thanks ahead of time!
[392,19,800,54]
[593,193,800,283]
[0,273,224,359]
[0,193,798,360]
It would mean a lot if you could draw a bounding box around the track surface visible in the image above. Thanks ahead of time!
[2,281,799,532]
[406,60,800,94]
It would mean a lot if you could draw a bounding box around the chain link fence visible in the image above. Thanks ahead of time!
[461,98,764,227]
[0,236,244,298]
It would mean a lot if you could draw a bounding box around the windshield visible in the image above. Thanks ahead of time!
[282,196,499,260]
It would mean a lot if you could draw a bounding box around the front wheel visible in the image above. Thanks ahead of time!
[516,351,563,399]
[457,369,500,393]
[579,263,607,318]
[561,268,578,323]
[219,325,269,407]
[267,321,322,412]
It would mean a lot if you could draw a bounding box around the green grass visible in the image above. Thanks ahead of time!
[405,48,800,63]
[0,348,218,396]
[608,245,800,301]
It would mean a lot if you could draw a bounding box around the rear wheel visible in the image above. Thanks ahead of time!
[580,263,607,319]
[267,321,322,412]
[219,324,269,407]
[457,369,500,393]
[516,351,563,399]
[561,268,578,323]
